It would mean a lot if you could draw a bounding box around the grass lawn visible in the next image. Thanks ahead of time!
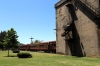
[0,51,100,66]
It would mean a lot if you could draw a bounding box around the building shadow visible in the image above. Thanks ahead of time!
[65,3,86,57]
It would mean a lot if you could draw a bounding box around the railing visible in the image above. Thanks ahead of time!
[77,0,100,17]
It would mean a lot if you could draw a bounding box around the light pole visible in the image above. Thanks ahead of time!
[30,36,34,44]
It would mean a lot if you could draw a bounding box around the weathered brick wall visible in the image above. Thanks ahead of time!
[86,0,99,9]
[74,0,100,57]
[55,0,100,57]
[75,10,99,57]
[56,0,72,55]
[80,0,99,15]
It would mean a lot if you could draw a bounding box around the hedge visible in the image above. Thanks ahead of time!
[12,50,20,53]
[17,52,32,58]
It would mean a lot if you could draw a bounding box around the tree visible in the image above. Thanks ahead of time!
[0,31,7,50]
[33,40,44,44]
[3,28,19,57]
[34,40,40,43]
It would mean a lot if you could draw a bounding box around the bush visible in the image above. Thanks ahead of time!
[17,52,32,58]
[13,50,20,53]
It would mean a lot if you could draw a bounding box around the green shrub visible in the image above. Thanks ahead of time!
[17,52,32,58]
[13,50,20,53]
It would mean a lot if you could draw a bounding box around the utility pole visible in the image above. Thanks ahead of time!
[30,36,34,44]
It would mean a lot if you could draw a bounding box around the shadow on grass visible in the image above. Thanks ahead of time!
[4,55,17,57]
[17,57,32,59]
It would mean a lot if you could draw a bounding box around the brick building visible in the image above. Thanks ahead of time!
[55,0,100,57]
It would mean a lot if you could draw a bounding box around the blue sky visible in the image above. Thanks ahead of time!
[0,0,60,44]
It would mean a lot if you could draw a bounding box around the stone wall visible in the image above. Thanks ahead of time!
[55,0,72,54]
[55,0,100,57]
[75,10,99,57]
[86,0,99,9]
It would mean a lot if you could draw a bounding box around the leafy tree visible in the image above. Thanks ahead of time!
[33,40,44,44]
[3,28,19,57]
[0,31,7,50]
[34,40,40,43]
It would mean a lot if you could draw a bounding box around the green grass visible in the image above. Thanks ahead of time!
[0,51,100,66]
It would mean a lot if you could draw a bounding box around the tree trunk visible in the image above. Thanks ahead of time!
[8,48,9,57]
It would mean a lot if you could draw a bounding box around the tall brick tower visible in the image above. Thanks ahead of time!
[55,0,100,57]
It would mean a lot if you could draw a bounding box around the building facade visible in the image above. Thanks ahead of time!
[55,0,100,57]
